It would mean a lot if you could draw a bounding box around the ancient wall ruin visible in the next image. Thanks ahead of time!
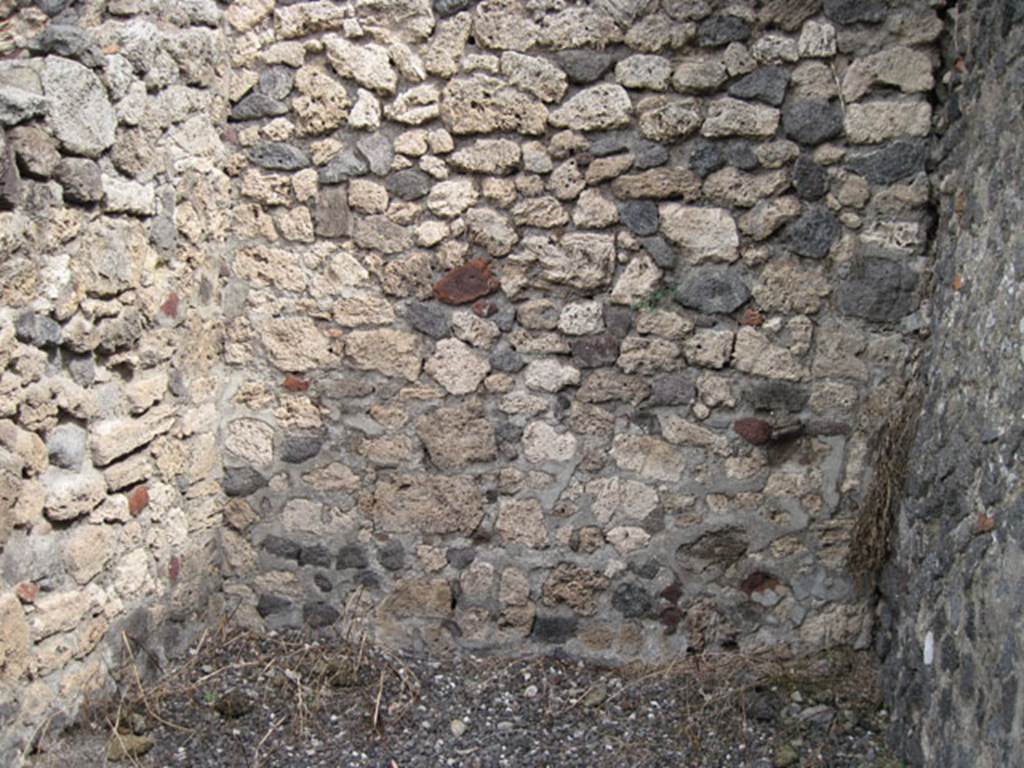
[0,0,232,760]
[0,0,954,764]
[880,2,1024,766]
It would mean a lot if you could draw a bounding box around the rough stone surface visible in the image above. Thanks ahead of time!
[674,268,750,315]
[702,98,780,138]
[415,404,497,469]
[785,206,841,259]
[371,475,484,535]
[549,84,632,131]
[41,56,116,157]
[0,3,949,754]
[425,339,491,394]
[783,99,844,145]
[837,257,918,323]
[728,67,790,107]
[881,10,1024,768]
[660,205,739,263]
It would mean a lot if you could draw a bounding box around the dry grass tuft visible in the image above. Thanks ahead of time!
[848,385,922,585]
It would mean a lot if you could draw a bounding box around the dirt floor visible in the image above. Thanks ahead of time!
[24,626,902,768]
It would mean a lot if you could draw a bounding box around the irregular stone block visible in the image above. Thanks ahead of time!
[42,467,106,522]
[370,474,484,534]
[837,256,918,323]
[841,46,934,102]
[702,97,780,138]
[549,84,632,131]
[434,258,500,305]
[728,66,789,107]
[697,14,751,47]
[441,74,548,135]
[415,403,497,470]
[345,329,424,381]
[425,338,491,394]
[325,36,397,94]
[783,99,844,145]
[248,142,310,171]
[557,49,614,84]
[845,139,929,185]
[844,100,932,145]
[57,158,102,204]
[674,267,750,314]
[90,406,175,467]
[785,205,840,259]
[611,168,701,200]
[661,205,739,263]
[41,56,116,158]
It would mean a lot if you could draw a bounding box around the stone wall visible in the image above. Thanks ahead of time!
[880,2,1024,766]
[215,0,940,662]
[0,0,230,762]
[0,0,950,763]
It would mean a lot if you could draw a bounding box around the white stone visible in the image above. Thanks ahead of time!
[525,359,581,393]
[572,189,619,229]
[102,176,155,215]
[523,421,578,464]
[606,526,651,555]
[425,339,491,395]
[225,418,274,466]
[842,46,934,103]
[660,205,739,263]
[587,477,658,524]
[501,51,568,103]
[671,57,727,93]
[610,435,685,482]
[325,37,396,94]
[558,302,604,336]
[549,84,632,132]
[732,327,807,381]
[616,54,672,91]
[798,21,836,58]
[702,97,780,138]
[427,179,479,218]
[348,89,382,130]
[42,56,116,158]
[844,100,932,144]
[683,329,735,369]
[611,253,662,306]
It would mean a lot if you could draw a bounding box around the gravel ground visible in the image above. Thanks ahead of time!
[26,628,900,768]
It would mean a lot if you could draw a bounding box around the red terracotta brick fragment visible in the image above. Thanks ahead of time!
[741,307,764,326]
[734,418,773,445]
[161,292,180,318]
[283,375,309,392]
[434,258,500,305]
[16,581,39,603]
[128,485,150,516]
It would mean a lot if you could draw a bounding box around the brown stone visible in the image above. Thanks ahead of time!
[160,292,180,318]
[15,582,39,603]
[415,403,497,470]
[733,418,772,445]
[740,571,780,594]
[433,258,501,305]
[542,563,608,616]
[283,375,309,392]
[370,474,484,535]
[472,299,498,317]
[128,485,150,516]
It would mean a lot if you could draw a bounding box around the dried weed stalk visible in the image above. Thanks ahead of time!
[848,385,922,584]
